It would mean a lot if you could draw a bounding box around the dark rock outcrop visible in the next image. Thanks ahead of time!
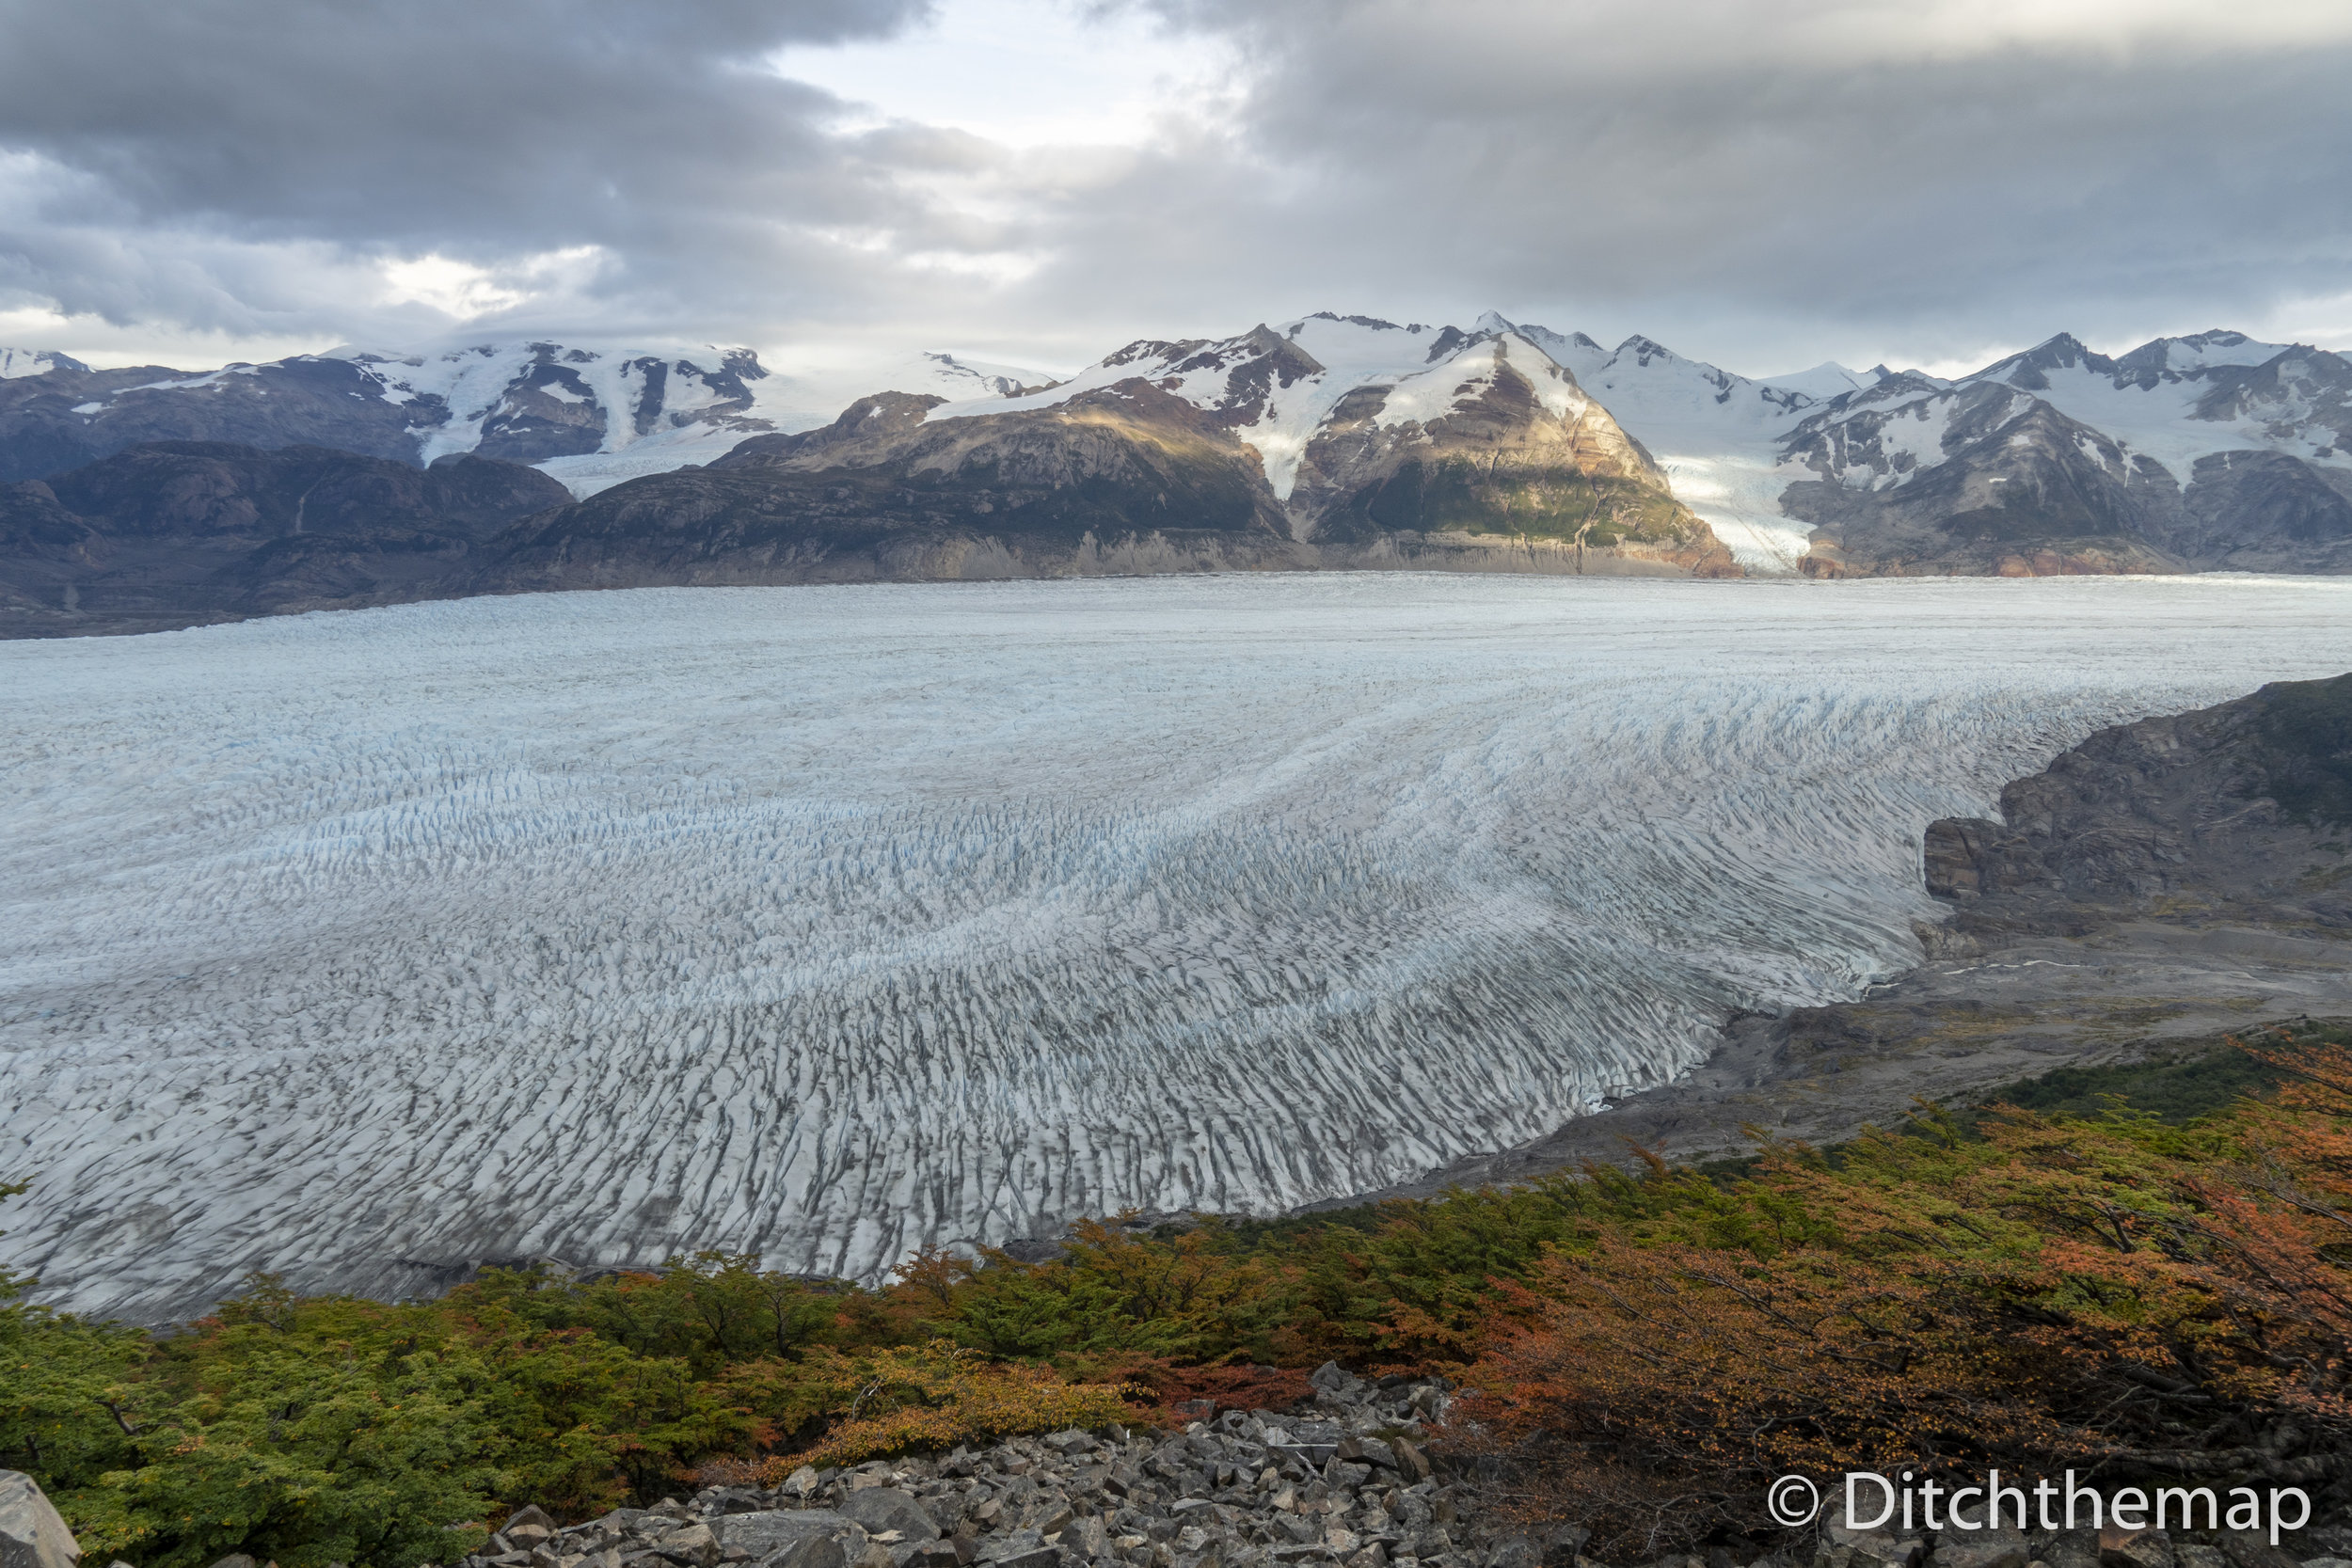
[1922,672,2352,927]
[2167,450,2352,572]
[0,357,453,483]
[1788,386,2185,578]
[1343,675,2352,1190]
[0,441,570,636]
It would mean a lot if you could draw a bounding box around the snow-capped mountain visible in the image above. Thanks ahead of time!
[926,310,1726,565]
[1781,331,2352,575]
[7,316,2349,578]
[932,311,1649,499]
[475,319,1735,607]
[0,347,87,379]
[1496,318,1878,572]
[0,339,1061,495]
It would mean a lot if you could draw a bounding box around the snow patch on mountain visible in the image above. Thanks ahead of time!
[1757,362,1884,401]
[1790,332,2352,501]
[931,313,1621,503]
[1499,319,1842,574]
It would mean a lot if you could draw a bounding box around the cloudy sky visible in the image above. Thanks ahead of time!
[2,0,2349,381]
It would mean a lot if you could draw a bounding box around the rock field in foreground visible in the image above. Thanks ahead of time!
[442,1365,2352,1568]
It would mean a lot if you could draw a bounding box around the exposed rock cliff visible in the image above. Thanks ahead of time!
[1291,337,1731,572]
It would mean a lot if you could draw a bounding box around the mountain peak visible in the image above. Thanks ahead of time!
[1613,335,1685,366]
[0,347,92,379]
[1974,332,2113,390]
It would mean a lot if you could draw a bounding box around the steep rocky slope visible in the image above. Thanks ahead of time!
[0,441,569,635]
[0,355,448,483]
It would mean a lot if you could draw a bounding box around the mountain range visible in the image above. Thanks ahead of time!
[3,313,2346,634]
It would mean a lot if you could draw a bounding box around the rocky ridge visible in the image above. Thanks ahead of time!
[8,320,2352,588]
[0,343,783,491]
[1785,335,2352,578]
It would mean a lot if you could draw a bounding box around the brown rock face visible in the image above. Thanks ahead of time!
[1290,339,1724,570]
[474,380,1299,594]
[478,362,1740,594]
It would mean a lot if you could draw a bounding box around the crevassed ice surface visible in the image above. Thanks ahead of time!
[7,575,2352,1322]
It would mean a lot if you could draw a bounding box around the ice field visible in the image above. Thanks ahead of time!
[6,574,2352,1321]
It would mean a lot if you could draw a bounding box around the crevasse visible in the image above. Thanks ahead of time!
[5,573,2350,1323]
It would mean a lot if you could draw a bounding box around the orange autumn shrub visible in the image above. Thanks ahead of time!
[752,1341,1136,1472]
[1461,1039,2352,1556]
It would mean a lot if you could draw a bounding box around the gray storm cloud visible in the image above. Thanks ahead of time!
[0,0,2347,372]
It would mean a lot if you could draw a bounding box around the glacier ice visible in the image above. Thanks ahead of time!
[6,573,2352,1322]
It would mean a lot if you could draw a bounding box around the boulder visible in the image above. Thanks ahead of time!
[2217,1537,2307,1568]
[972,1530,1046,1566]
[839,1492,941,1544]
[1935,1534,2027,1568]
[2103,1531,2176,1568]
[768,1541,848,1568]
[0,1474,80,1568]
[1308,1363,1354,1394]
[714,1511,866,1568]
[658,1525,720,1568]
[505,1507,558,1550]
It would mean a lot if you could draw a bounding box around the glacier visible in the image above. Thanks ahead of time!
[6,573,2352,1323]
